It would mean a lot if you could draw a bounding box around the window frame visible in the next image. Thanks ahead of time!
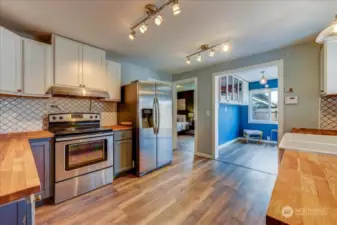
[249,88,278,124]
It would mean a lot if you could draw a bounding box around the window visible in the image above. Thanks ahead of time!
[249,89,278,124]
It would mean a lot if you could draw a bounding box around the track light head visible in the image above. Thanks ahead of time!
[155,15,163,26]
[129,31,136,40]
[139,24,148,34]
[186,57,191,64]
[223,43,230,52]
[172,0,181,16]
[209,49,215,57]
[196,54,202,62]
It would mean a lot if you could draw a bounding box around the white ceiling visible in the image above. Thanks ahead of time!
[0,0,336,75]
[235,66,278,82]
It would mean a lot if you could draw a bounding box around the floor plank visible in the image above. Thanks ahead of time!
[36,148,276,225]
[218,141,278,175]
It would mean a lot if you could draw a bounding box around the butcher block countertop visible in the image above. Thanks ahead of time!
[0,131,54,205]
[104,125,132,131]
[266,150,337,225]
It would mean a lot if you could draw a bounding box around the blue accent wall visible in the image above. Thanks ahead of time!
[218,78,279,145]
[218,104,240,145]
[249,79,278,90]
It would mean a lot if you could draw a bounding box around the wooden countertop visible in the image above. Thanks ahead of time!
[104,125,132,131]
[267,150,337,225]
[0,131,53,205]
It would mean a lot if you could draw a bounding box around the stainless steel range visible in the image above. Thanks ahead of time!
[49,113,113,204]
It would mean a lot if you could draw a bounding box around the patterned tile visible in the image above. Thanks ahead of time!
[0,97,117,133]
[320,97,337,130]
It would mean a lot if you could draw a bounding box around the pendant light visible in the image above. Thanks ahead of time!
[259,71,267,85]
[316,15,337,43]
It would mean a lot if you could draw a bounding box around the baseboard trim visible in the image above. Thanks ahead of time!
[238,137,277,144]
[194,152,213,159]
[218,138,241,150]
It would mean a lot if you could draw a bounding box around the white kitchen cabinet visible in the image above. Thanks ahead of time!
[53,35,82,88]
[82,44,106,90]
[23,38,52,96]
[105,60,121,101]
[0,26,22,94]
[321,38,337,95]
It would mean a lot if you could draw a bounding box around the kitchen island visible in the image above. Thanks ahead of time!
[267,133,337,225]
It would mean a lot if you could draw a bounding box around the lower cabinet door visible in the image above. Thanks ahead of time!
[114,139,133,176]
[0,199,27,225]
[30,140,52,200]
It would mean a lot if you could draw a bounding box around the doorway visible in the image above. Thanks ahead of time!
[173,78,198,155]
[212,60,284,174]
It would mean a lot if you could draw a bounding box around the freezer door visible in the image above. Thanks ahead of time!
[137,82,157,175]
[156,83,173,167]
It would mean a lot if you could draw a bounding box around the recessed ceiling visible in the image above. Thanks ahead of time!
[235,66,278,82]
[0,0,336,75]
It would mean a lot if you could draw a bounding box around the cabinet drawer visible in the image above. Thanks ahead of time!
[114,130,132,141]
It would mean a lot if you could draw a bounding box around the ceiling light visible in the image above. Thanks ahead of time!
[129,31,136,40]
[139,24,148,34]
[155,15,163,26]
[316,15,337,43]
[186,57,191,64]
[209,49,215,57]
[196,54,202,62]
[259,71,267,85]
[223,43,230,52]
[172,0,181,16]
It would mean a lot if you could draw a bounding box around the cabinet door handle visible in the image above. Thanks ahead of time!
[17,89,22,92]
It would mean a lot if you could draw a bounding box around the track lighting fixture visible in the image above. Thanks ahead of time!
[186,57,191,64]
[128,0,181,40]
[185,40,231,64]
[155,15,163,26]
[129,31,136,40]
[139,24,148,33]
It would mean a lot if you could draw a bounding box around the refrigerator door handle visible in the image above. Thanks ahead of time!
[156,96,160,134]
[153,97,157,134]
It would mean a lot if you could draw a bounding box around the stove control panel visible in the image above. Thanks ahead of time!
[49,113,100,123]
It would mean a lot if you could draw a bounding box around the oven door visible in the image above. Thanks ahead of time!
[55,133,113,182]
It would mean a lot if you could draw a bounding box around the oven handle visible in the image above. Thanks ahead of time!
[55,132,114,142]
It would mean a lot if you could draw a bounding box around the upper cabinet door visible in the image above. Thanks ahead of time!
[53,35,82,88]
[106,60,121,101]
[0,27,22,93]
[23,39,52,96]
[82,44,106,90]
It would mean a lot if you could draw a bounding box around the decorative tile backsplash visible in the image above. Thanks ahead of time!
[0,96,117,133]
[320,96,337,130]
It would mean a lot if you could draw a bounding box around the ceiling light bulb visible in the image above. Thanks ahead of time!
[155,15,163,26]
[209,49,215,57]
[172,3,181,16]
[259,71,267,85]
[196,54,202,62]
[223,43,230,52]
[139,24,148,34]
[129,31,135,40]
[186,58,191,64]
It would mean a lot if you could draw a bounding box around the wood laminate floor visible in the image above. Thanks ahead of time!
[36,148,276,225]
[218,141,278,175]
[177,135,194,153]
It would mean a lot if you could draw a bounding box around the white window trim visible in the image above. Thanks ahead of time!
[249,88,278,125]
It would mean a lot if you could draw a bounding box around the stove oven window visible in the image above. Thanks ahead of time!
[65,140,107,170]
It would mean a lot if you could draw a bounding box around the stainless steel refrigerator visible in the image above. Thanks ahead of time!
[118,81,173,176]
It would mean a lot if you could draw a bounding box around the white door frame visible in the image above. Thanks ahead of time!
[212,59,284,159]
[172,77,198,155]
